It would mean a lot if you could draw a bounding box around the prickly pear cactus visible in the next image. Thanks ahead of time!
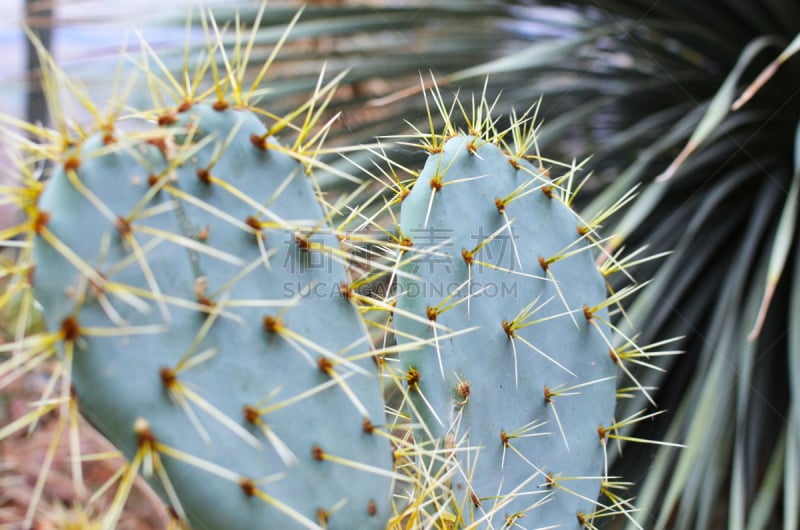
[393,122,618,526]
[0,10,666,529]
[30,101,394,529]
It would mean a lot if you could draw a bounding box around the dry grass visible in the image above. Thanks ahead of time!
[0,366,169,530]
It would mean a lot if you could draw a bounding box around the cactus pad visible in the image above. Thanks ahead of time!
[31,104,394,529]
[393,132,618,528]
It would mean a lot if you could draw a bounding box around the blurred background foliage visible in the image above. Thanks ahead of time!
[6,0,800,529]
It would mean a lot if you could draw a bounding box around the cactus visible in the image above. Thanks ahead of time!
[0,9,676,530]
[0,15,398,529]
[30,102,395,529]
[385,92,647,528]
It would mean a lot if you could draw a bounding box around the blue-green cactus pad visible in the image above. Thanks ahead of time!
[395,136,617,527]
[33,104,393,530]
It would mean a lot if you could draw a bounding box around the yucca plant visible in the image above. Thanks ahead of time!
[195,1,800,528]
